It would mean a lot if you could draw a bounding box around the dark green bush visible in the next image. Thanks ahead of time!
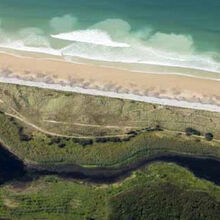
[205,133,214,141]
[185,128,201,136]
[108,183,220,220]
[155,125,163,131]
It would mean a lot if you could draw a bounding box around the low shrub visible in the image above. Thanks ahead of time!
[205,133,214,141]
[185,128,201,136]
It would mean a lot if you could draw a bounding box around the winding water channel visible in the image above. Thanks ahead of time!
[1,143,220,185]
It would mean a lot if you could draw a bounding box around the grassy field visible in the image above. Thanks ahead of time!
[0,162,220,220]
[0,83,220,139]
[0,83,220,167]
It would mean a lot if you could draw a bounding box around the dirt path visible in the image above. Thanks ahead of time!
[2,102,220,143]
[1,99,133,139]
[43,119,143,130]
[5,112,130,139]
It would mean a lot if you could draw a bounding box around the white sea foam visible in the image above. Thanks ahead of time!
[91,19,131,39]
[0,76,220,113]
[51,29,130,48]
[0,17,220,74]
[49,14,78,33]
[0,42,61,56]
[0,26,61,56]
[147,32,194,55]
[60,41,220,73]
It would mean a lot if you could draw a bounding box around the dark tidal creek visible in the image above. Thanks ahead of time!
[1,143,220,185]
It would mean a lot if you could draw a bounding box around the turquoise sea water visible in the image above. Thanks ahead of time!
[0,0,220,73]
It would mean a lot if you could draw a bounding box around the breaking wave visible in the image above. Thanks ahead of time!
[0,16,220,74]
[51,29,130,48]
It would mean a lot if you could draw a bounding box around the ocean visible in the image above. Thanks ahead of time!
[0,0,220,74]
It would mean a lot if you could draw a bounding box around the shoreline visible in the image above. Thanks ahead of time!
[1,52,220,111]
[1,47,220,80]
[1,49,220,82]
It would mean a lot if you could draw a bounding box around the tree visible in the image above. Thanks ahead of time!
[205,133,214,141]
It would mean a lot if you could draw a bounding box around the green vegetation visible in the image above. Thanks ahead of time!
[0,82,220,139]
[109,164,220,220]
[109,183,220,220]
[1,162,220,220]
[205,133,214,141]
[0,82,220,168]
[185,127,201,136]
[1,110,220,168]
[1,83,220,219]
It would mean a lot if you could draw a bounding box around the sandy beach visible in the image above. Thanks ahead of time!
[0,52,220,109]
